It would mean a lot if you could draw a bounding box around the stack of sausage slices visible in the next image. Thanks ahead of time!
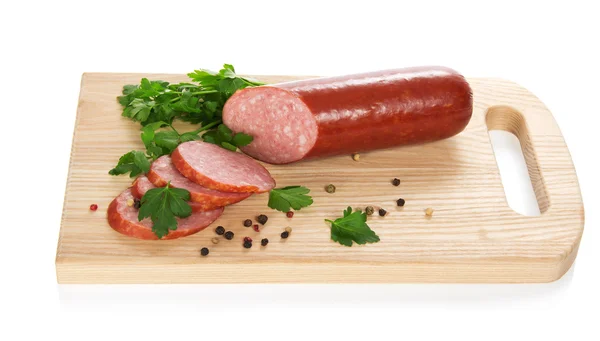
[107,141,276,240]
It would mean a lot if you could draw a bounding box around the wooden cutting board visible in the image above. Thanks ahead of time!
[55,73,584,283]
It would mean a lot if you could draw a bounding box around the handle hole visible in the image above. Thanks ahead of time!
[486,106,549,215]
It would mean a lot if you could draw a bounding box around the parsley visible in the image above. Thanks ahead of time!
[267,186,314,212]
[110,64,261,177]
[138,183,192,239]
[108,150,151,178]
[325,207,380,247]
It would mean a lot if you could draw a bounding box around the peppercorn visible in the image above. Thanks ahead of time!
[211,237,219,244]
[378,208,387,216]
[215,226,225,235]
[126,198,134,207]
[200,247,209,256]
[244,236,253,243]
[257,214,268,225]
[224,231,234,240]
[392,178,401,186]
[425,208,434,217]
[252,224,260,232]
[396,198,406,207]
[133,199,141,209]
[285,226,292,234]
[352,153,360,161]
[325,184,336,193]
[243,219,252,227]
[365,206,375,216]
[261,238,269,246]
[281,231,290,239]
[89,204,98,211]
[243,241,252,249]
[286,211,294,218]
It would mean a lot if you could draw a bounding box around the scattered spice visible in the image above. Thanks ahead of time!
[126,198,134,207]
[285,226,292,234]
[281,231,290,239]
[224,231,234,240]
[378,208,387,216]
[244,236,253,243]
[200,247,209,256]
[261,238,269,246]
[396,198,406,207]
[425,208,434,217]
[215,226,225,235]
[365,206,375,216]
[257,214,268,225]
[133,199,141,209]
[243,219,253,227]
[243,241,252,249]
[392,178,401,186]
[325,184,336,193]
[211,237,219,244]
[89,204,98,211]
[352,153,360,161]
[286,211,294,218]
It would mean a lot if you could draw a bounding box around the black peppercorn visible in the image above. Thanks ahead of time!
[133,199,141,209]
[215,226,225,235]
[224,231,234,240]
[378,208,387,216]
[243,241,252,249]
[396,198,406,207]
[261,238,269,246]
[200,247,209,256]
[243,219,252,227]
[392,178,401,186]
[257,214,268,225]
[281,231,290,239]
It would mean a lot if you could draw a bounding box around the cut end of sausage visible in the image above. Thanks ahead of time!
[147,155,251,210]
[223,87,318,164]
[107,189,223,240]
[172,141,276,193]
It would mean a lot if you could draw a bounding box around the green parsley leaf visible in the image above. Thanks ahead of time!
[138,183,192,239]
[108,150,151,177]
[232,132,253,147]
[325,207,380,247]
[268,186,314,212]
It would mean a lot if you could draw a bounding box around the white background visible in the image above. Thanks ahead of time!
[1,0,598,340]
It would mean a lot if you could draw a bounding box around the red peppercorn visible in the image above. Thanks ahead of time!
[244,237,253,243]
[252,224,260,232]
[89,204,98,211]
[286,211,294,218]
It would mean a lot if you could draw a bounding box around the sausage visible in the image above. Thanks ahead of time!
[107,188,223,240]
[171,141,276,193]
[131,175,210,213]
[147,155,251,210]
[222,66,473,164]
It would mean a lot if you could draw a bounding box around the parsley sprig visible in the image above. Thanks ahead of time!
[326,207,380,247]
[267,186,314,212]
[138,183,192,239]
[110,64,261,177]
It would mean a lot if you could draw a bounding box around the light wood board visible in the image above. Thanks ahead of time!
[55,73,584,283]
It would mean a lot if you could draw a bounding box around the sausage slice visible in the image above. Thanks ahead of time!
[131,175,210,213]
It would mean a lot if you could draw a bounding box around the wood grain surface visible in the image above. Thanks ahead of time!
[55,73,584,283]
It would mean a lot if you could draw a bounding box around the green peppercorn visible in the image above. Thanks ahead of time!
[378,208,387,216]
[215,226,225,235]
[365,206,375,216]
[261,238,269,246]
[200,247,209,256]
[325,184,336,193]
[392,178,401,186]
[281,231,290,239]
[397,198,406,207]
[257,214,268,225]
[224,231,234,240]
[243,219,252,227]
